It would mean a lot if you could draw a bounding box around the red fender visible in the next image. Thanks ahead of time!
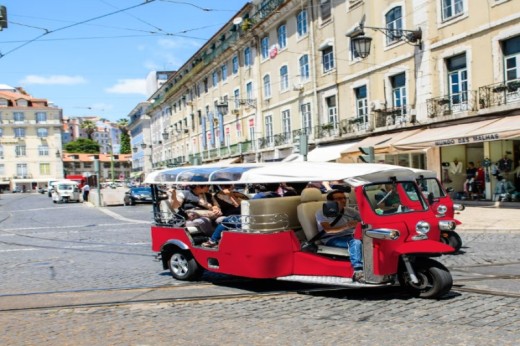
[394,240,455,255]
[454,218,462,225]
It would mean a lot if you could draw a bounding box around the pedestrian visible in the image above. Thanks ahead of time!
[81,183,90,202]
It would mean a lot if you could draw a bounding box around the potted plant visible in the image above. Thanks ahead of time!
[493,85,508,93]
[507,80,520,92]
[437,98,450,105]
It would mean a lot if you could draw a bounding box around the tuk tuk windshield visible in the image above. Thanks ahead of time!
[57,184,74,190]
[417,177,447,199]
[364,181,428,215]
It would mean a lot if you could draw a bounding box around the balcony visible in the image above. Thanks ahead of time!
[426,91,478,118]
[478,79,520,109]
[374,106,412,128]
[273,133,292,146]
[250,0,285,24]
[314,122,340,139]
[258,136,275,149]
[203,32,239,64]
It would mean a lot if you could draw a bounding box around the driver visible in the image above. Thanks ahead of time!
[375,184,401,212]
[315,190,364,282]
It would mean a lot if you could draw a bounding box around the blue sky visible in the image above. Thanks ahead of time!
[0,0,248,122]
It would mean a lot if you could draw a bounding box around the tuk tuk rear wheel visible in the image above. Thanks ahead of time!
[167,250,202,281]
[399,258,452,299]
[440,231,462,252]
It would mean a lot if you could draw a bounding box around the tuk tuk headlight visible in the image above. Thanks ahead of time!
[436,204,448,216]
[415,221,430,235]
[453,203,465,211]
[439,220,456,231]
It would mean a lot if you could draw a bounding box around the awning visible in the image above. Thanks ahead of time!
[130,171,143,178]
[282,153,303,162]
[341,129,422,155]
[393,115,520,149]
[307,142,359,162]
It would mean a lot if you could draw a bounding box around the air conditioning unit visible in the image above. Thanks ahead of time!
[293,83,304,91]
[232,109,240,115]
[370,100,385,111]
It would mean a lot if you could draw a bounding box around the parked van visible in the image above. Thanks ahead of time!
[51,180,81,203]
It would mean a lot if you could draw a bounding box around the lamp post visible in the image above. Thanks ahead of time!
[347,21,422,59]
[93,159,102,207]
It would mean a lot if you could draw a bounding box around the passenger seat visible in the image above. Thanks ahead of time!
[297,188,350,257]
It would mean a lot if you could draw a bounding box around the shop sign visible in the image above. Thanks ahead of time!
[434,133,500,146]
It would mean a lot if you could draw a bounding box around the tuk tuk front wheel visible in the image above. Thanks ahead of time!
[167,250,203,281]
[440,231,462,252]
[398,258,453,299]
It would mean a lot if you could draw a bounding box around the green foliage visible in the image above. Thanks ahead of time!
[81,120,96,140]
[120,132,131,154]
[64,138,100,153]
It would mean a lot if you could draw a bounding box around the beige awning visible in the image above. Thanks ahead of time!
[307,142,359,162]
[393,115,520,150]
[341,129,422,155]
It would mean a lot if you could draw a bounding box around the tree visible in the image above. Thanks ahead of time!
[117,118,131,154]
[64,138,100,153]
[81,120,96,140]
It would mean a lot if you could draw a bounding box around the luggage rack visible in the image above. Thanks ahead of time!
[154,211,186,227]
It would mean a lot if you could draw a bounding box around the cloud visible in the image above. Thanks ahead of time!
[20,75,87,85]
[105,79,147,95]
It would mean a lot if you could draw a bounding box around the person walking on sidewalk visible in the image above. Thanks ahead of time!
[81,183,90,203]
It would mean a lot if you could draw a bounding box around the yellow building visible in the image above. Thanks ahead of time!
[138,0,520,200]
[0,85,63,192]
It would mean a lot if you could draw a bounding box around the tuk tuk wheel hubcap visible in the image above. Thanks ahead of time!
[170,253,189,275]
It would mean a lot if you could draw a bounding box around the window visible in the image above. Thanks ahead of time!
[299,55,310,82]
[246,82,253,100]
[37,128,49,138]
[391,73,407,114]
[326,95,338,126]
[280,65,289,91]
[278,24,287,49]
[212,70,219,87]
[447,54,468,108]
[234,89,240,109]
[297,10,308,37]
[36,112,47,123]
[301,103,312,133]
[15,145,26,157]
[0,164,4,175]
[232,55,239,74]
[261,36,269,60]
[504,36,520,82]
[355,86,368,122]
[14,128,25,138]
[442,0,463,21]
[40,163,51,175]
[265,115,273,146]
[0,145,3,158]
[320,0,332,22]
[322,46,335,72]
[13,112,24,122]
[282,110,291,139]
[16,164,28,177]
[221,64,228,82]
[0,128,2,137]
[38,145,49,156]
[203,78,209,93]
[385,7,403,45]
[263,75,271,99]
[244,47,252,67]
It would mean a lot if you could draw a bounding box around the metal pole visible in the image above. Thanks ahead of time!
[94,159,101,207]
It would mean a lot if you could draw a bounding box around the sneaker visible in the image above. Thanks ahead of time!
[352,271,365,283]
[202,240,217,248]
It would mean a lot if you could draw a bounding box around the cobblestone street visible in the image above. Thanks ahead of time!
[1,194,519,345]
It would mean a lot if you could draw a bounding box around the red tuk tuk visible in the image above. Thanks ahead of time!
[147,163,456,299]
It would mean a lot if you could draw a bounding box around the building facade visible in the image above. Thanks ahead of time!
[134,0,520,200]
[0,85,64,192]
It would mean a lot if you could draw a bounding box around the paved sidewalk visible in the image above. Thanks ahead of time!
[456,205,520,232]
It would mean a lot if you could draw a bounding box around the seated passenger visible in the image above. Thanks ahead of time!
[315,190,364,281]
[252,183,282,199]
[375,184,401,213]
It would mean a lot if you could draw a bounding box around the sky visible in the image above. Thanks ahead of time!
[0,0,249,122]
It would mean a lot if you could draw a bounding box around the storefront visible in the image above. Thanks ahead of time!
[393,115,520,201]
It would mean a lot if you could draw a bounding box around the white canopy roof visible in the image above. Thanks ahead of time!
[144,162,424,187]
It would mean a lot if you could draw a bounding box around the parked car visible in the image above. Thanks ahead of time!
[123,187,153,205]
[12,187,22,193]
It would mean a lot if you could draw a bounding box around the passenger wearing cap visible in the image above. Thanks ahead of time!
[315,189,364,281]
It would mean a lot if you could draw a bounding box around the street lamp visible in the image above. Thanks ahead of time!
[347,21,422,59]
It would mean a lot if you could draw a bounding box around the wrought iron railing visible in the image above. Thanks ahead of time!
[274,133,291,146]
[426,91,478,118]
[250,0,285,24]
[374,106,410,127]
[314,121,340,139]
[478,79,520,109]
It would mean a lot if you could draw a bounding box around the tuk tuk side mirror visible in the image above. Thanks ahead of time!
[428,192,435,205]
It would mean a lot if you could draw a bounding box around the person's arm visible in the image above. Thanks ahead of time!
[316,211,356,234]
[169,189,182,210]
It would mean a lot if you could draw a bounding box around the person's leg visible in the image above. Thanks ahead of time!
[346,237,363,270]
[323,236,348,248]
[210,223,225,242]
